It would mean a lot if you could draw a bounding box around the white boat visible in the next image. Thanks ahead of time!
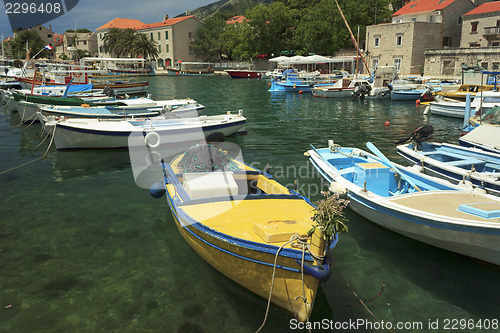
[42,111,247,150]
[307,141,500,265]
[312,77,369,98]
[429,91,500,118]
[397,141,500,196]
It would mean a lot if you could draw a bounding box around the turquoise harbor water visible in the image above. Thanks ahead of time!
[1,76,499,332]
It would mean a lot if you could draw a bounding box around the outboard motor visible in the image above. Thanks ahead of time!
[395,125,434,150]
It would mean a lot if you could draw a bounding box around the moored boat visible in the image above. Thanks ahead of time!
[397,141,500,197]
[43,111,247,150]
[150,143,340,321]
[226,69,265,78]
[307,141,500,265]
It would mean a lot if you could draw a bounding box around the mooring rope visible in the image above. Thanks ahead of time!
[332,262,394,333]
[256,234,304,333]
[0,123,56,175]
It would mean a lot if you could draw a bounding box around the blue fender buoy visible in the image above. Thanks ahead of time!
[150,181,166,198]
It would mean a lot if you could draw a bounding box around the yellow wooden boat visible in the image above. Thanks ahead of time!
[435,84,496,101]
[150,144,338,322]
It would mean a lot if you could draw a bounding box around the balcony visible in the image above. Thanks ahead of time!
[484,26,500,36]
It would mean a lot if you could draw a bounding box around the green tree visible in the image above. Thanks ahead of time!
[192,15,227,61]
[72,49,90,61]
[9,30,45,59]
[245,2,295,57]
[221,22,254,60]
[76,28,91,33]
[132,34,159,60]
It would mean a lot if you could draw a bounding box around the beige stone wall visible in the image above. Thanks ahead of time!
[136,17,204,67]
[461,12,500,47]
[442,0,476,47]
[366,22,441,75]
[171,19,204,63]
[424,47,500,76]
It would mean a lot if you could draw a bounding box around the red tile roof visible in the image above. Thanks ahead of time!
[464,1,500,16]
[392,0,456,17]
[97,18,145,31]
[226,15,247,24]
[135,16,195,30]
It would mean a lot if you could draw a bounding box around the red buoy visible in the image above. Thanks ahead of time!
[415,99,421,106]
[299,90,303,94]
[384,120,390,126]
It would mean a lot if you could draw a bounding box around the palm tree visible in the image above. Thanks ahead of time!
[102,28,122,57]
[115,29,138,57]
[132,34,159,60]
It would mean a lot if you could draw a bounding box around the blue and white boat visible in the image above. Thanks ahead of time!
[307,141,500,265]
[43,111,247,150]
[397,141,500,197]
[269,69,313,93]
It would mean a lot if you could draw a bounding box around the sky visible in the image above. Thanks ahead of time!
[0,0,211,39]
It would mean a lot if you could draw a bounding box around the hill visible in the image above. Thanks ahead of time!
[177,0,275,21]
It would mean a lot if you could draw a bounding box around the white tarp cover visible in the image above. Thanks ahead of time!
[461,124,500,150]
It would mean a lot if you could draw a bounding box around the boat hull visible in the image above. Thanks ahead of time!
[51,117,247,150]
[170,204,319,322]
[348,191,500,265]
[226,70,264,78]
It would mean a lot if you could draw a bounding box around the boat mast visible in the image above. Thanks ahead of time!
[334,0,370,74]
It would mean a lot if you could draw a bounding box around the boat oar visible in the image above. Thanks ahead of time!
[366,142,422,192]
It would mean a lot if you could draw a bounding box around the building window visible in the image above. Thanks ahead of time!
[158,45,161,53]
[83,41,87,45]
[412,17,416,22]
[372,58,379,70]
[394,58,401,71]
[374,36,380,47]
[497,20,500,26]
[99,46,103,53]
[150,33,154,40]
[442,36,451,47]
[189,46,193,55]
[481,62,488,70]
[471,22,478,32]
[158,32,161,40]
[429,15,434,22]
[166,44,169,53]
[491,42,500,47]
[493,62,499,70]
[469,42,480,47]
[396,33,403,46]
[165,31,169,40]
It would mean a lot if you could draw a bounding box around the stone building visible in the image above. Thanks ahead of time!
[365,0,476,75]
[461,1,500,47]
[424,1,500,76]
[135,15,204,68]
[96,18,146,58]
[14,25,58,59]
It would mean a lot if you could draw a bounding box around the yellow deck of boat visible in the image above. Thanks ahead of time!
[388,191,500,222]
[179,198,315,244]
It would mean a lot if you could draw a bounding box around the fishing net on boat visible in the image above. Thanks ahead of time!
[177,144,239,173]
[479,106,500,125]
